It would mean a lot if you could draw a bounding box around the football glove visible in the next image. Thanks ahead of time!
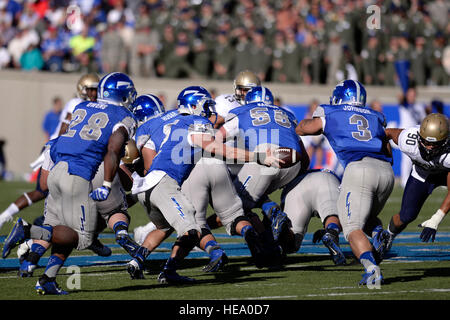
[418,209,446,243]
[89,186,111,201]
[312,229,326,244]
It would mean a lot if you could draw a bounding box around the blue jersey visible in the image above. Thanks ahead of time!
[226,102,301,153]
[313,104,392,168]
[50,101,136,181]
[135,110,213,185]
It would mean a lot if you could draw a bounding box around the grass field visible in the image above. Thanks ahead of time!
[0,180,449,303]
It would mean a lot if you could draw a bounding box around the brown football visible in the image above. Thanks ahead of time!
[273,148,301,168]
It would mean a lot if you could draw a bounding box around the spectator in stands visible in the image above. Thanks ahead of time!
[212,30,234,80]
[20,43,44,71]
[69,25,95,72]
[129,4,159,77]
[41,26,65,72]
[0,37,10,68]
[248,29,272,82]
[100,21,127,74]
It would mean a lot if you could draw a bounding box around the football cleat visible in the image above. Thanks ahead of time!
[261,202,288,242]
[358,266,383,287]
[35,276,68,295]
[18,260,36,277]
[321,230,346,265]
[116,233,139,257]
[202,249,228,273]
[270,210,288,242]
[243,228,266,268]
[2,218,27,259]
[126,258,145,280]
[372,229,391,263]
[157,270,196,285]
[87,238,112,257]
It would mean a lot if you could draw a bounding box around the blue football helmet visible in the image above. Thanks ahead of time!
[245,86,274,105]
[97,72,137,109]
[131,94,165,123]
[330,80,367,107]
[177,86,216,118]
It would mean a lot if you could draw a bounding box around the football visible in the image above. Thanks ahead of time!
[273,148,301,168]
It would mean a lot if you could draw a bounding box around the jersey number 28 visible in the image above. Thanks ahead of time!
[62,109,109,141]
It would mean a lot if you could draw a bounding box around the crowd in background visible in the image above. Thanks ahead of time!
[0,0,449,86]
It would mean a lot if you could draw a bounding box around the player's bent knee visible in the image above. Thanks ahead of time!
[173,229,200,251]
[229,215,251,236]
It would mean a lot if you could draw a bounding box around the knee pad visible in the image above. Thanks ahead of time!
[173,229,200,251]
[230,216,250,236]
[200,227,212,241]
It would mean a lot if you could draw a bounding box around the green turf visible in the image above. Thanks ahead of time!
[0,180,449,300]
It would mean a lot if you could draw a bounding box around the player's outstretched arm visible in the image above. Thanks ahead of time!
[295,118,323,136]
[384,128,403,145]
[419,172,450,242]
[190,132,283,168]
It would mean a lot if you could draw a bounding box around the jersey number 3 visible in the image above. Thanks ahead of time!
[62,109,109,141]
[349,114,372,141]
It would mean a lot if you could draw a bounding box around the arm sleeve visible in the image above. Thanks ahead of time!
[312,106,326,130]
[221,116,240,138]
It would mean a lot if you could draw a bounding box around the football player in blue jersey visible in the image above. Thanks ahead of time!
[127,86,283,282]
[129,94,231,275]
[217,86,310,265]
[0,74,99,231]
[383,113,449,249]
[1,74,115,261]
[296,80,395,287]
[29,72,138,295]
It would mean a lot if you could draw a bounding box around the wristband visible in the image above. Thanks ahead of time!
[103,181,112,189]
[432,209,446,226]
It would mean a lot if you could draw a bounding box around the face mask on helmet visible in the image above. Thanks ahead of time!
[77,74,99,100]
[418,113,450,161]
[177,86,216,118]
[418,134,448,161]
[233,70,261,104]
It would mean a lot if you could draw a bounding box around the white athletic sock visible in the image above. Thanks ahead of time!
[0,203,20,220]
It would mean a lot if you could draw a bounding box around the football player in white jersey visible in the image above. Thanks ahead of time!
[383,113,449,251]
[213,69,261,129]
[0,74,99,231]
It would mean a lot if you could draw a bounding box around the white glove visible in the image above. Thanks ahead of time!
[419,209,445,230]
[419,209,446,243]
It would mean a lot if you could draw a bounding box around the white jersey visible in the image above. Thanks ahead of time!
[398,126,450,182]
[214,93,241,119]
[49,97,83,140]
